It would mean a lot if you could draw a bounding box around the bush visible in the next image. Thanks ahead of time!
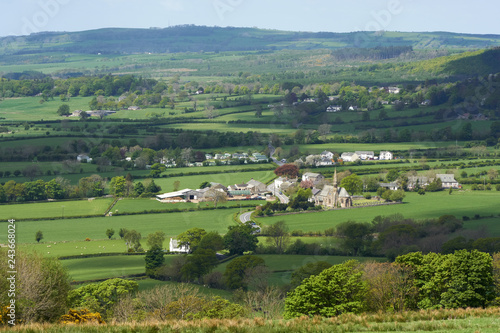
[59,309,105,324]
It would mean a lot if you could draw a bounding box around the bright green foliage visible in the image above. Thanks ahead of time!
[68,278,138,316]
[57,104,70,116]
[177,227,207,251]
[223,224,258,255]
[425,178,443,192]
[224,255,266,290]
[109,176,127,197]
[284,260,367,318]
[145,245,165,277]
[146,230,166,249]
[396,250,494,309]
[189,296,246,319]
[290,261,332,289]
[123,229,142,252]
[340,174,363,195]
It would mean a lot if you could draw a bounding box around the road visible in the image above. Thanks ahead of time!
[268,143,284,166]
[240,211,253,223]
[267,183,289,204]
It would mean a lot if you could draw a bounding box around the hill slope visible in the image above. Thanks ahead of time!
[1,26,500,55]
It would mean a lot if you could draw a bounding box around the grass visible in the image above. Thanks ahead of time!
[61,255,149,282]
[1,208,240,244]
[151,170,277,192]
[1,198,114,220]
[136,279,233,298]
[20,239,128,257]
[256,190,500,233]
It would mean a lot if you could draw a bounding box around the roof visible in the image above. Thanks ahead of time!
[303,172,322,178]
[355,151,375,155]
[157,189,192,199]
[228,190,251,196]
[437,174,457,183]
[247,179,266,187]
[341,152,355,156]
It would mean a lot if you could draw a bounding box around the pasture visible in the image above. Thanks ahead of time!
[1,208,240,244]
[256,190,500,233]
[1,198,113,220]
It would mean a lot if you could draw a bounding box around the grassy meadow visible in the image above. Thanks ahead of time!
[256,190,500,233]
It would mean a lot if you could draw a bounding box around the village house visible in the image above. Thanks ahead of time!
[436,174,460,189]
[320,151,335,160]
[127,106,140,110]
[302,172,326,185]
[407,174,460,190]
[317,157,335,166]
[388,86,400,94]
[379,182,400,190]
[340,152,359,162]
[355,151,375,160]
[77,154,92,163]
[169,238,189,253]
[326,105,342,113]
[379,151,393,160]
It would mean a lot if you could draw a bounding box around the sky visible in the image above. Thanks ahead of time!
[1,0,499,37]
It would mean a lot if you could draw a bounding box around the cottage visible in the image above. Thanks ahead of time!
[246,179,268,194]
[77,154,92,162]
[326,105,342,113]
[388,86,400,94]
[169,238,189,253]
[379,151,393,160]
[355,151,375,160]
[379,182,400,190]
[320,151,335,159]
[316,157,335,167]
[302,172,325,184]
[341,152,360,162]
[436,174,460,189]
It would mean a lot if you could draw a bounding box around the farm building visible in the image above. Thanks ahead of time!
[169,238,189,253]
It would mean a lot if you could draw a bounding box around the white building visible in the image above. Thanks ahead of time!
[320,151,335,160]
[355,151,375,160]
[326,105,342,113]
[169,238,189,253]
[379,151,393,160]
[340,152,359,162]
[77,154,92,162]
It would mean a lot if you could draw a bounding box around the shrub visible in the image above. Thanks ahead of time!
[59,309,105,324]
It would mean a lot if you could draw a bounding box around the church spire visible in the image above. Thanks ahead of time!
[333,168,338,187]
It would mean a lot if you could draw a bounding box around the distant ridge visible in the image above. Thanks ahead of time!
[1,25,500,55]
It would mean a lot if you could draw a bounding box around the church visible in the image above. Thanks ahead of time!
[314,169,352,208]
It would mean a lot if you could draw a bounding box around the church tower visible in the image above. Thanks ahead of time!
[331,168,339,207]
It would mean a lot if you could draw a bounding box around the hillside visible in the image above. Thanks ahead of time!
[1,26,500,55]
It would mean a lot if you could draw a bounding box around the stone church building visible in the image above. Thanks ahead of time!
[314,169,353,208]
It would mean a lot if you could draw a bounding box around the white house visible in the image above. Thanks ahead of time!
[302,172,325,184]
[355,151,375,160]
[379,151,393,160]
[169,238,189,253]
[340,152,359,162]
[320,151,335,160]
[77,154,92,162]
[388,86,400,94]
[316,157,335,167]
[437,174,460,189]
[326,105,342,113]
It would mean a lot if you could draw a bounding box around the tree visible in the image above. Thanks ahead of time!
[318,123,331,138]
[290,261,332,289]
[283,260,367,318]
[0,250,70,323]
[119,228,128,239]
[487,168,499,180]
[224,255,266,290]
[386,169,399,182]
[124,229,142,252]
[199,181,211,189]
[223,224,258,256]
[265,220,290,254]
[396,250,494,309]
[68,278,138,317]
[109,176,127,197]
[204,188,227,208]
[149,163,165,178]
[177,228,207,252]
[145,245,165,277]
[274,164,299,178]
[181,248,218,282]
[336,221,373,256]
[105,228,115,240]
[147,231,166,249]
[198,231,224,252]
[57,104,70,116]
[340,174,363,195]
[173,180,181,191]
[35,230,43,243]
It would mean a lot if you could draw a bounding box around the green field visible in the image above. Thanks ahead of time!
[1,198,114,220]
[20,239,128,257]
[256,190,500,232]
[151,170,277,192]
[1,208,240,244]
[61,255,150,281]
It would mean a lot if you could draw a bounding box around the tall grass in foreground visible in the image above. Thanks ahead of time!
[4,307,500,332]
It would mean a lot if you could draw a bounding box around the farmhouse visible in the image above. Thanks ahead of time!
[436,174,460,189]
[317,157,335,166]
[379,182,400,190]
[302,172,325,184]
[326,105,342,112]
[340,152,359,162]
[379,151,393,160]
[169,238,189,253]
[355,151,375,160]
[320,151,335,159]
[314,170,352,208]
